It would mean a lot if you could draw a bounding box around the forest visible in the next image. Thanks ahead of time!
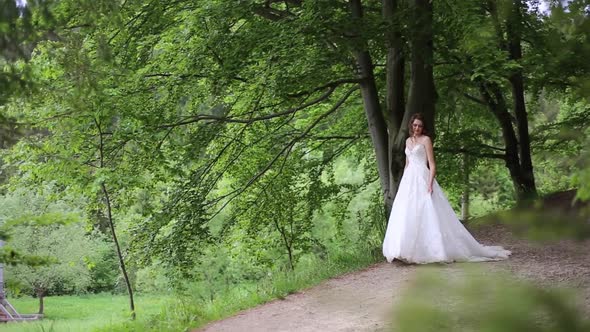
[0,0,589,331]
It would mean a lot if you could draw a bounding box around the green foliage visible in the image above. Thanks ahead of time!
[104,249,378,332]
[2,247,376,332]
[393,268,590,332]
[1,0,589,329]
[2,0,587,279]
[0,187,114,296]
[5,222,104,297]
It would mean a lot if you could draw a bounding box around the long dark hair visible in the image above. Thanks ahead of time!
[408,113,429,137]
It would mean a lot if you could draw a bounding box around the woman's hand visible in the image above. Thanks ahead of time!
[427,184,433,194]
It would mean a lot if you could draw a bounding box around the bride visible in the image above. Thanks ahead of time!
[382,113,511,264]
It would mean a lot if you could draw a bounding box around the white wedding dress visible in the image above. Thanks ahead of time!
[382,143,511,264]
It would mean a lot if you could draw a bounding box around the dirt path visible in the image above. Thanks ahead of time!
[197,225,590,332]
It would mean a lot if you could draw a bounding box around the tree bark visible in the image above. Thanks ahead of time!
[274,218,295,270]
[485,0,537,203]
[507,0,537,201]
[350,0,393,214]
[461,152,470,222]
[388,0,436,205]
[383,0,405,133]
[36,288,45,315]
[397,0,436,147]
[479,82,533,201]
[95,117,136,320]
[383,0,407,213]
[102,182,136,320]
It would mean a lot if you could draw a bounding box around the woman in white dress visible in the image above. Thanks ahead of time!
[382,113,511,264]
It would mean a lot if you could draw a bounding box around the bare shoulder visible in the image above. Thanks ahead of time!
[420,136,432,146]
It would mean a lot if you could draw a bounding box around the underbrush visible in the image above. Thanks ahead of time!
[102,248,380,331]
[6,248,378,332]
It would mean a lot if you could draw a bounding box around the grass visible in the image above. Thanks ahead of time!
[0,249,379,332]
[106,249,380,331]
[183,250,380,330]
[2,293,169,332]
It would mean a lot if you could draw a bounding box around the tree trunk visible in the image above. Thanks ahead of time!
[480,82,533,201]
[461,151,470,222]
[383,0,407,214]
[36,289,45,315]
[507,0,537,201]
[102,182,136,320]
[274,219,295,271]
[388,0,436,206]
[486,0,537,203]
[95,118,136,320]
[397,0,436,146]
[350,0,393,213]
[383,0,405,133]
[484,0,537,205]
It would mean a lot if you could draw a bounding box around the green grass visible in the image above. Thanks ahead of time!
[0,250,379,332]
[1,293,169,332]
[104,249,380,331]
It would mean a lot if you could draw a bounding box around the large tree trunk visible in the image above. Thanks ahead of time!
[507,0,537,201]
[390,0,436,203]
[383,0,407,213]
[480,82,534,201]
[397,0,436,146]
[484,0,537,203]
[350,0,436,217]
[350,0,393,213]
[383,0,405,133]
[383,0,436,215]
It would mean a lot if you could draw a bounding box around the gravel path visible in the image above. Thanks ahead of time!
[197,224,590,332]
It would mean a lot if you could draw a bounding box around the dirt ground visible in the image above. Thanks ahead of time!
[197,224,590,332]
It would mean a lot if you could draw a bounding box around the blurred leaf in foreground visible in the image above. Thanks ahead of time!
[392,267,590,332]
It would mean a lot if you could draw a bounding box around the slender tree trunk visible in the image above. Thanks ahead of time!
[286,243,294,271]
[36,289,45,315]
[274,219,295,270]
[507,0,537,201]
[94,118,136,320]
[102,183,136,319]
[461,151,470,222]
[350,0,393,213]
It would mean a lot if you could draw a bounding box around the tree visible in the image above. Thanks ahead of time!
[5,221,105,314]
[0,187,107,314]
[6,0,590,278]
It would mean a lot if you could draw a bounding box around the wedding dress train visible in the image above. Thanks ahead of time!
[382,144,511,264]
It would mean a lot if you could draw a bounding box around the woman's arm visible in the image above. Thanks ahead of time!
[404,138,409,169]
[424,137,436,193]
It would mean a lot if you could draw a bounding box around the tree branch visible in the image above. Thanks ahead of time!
[159,85,339,128]
[462,92,487,105]
[287,78,361,98]
[436,147,505,160]
[206,87,358,220]
[305,134,369,140]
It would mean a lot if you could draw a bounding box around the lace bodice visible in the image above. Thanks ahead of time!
[405,143,428,167]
